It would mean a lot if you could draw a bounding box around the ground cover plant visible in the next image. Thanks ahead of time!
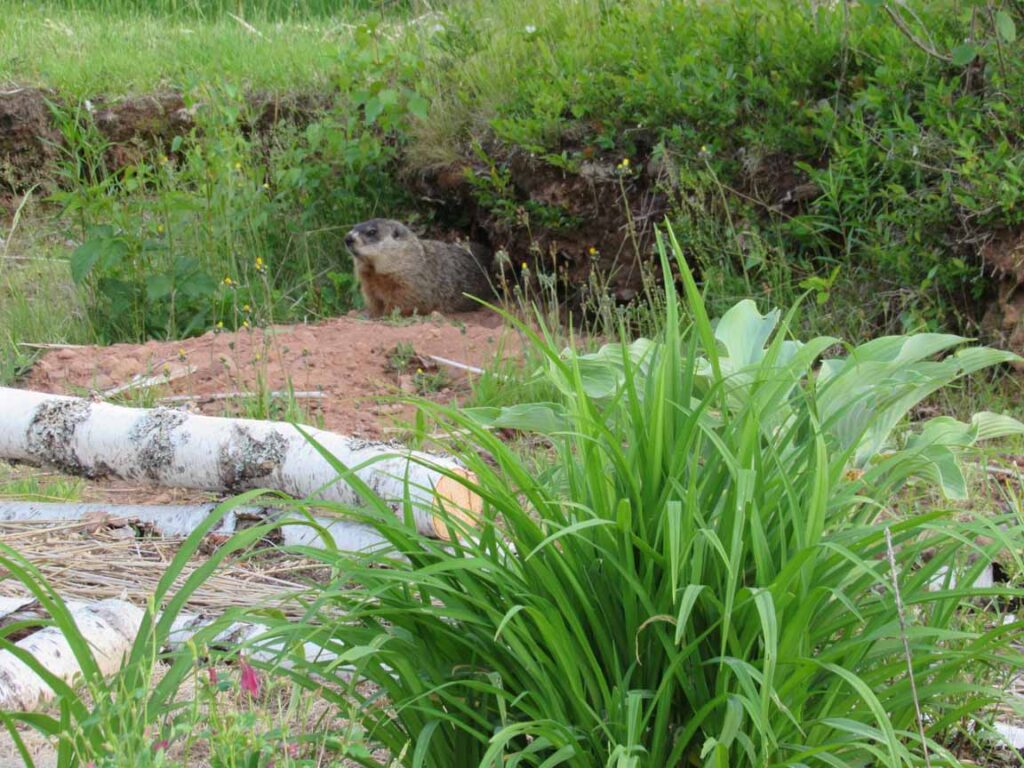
[1,0,1024,765]
[244,229,1024,766]
[3,0,1022,369]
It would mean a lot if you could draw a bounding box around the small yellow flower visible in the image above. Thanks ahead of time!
[242,319,251,329]
[162,364,171,376]
[157,224,165,234]
[253,352,261,361]
[223,276,233,286]
[158,155,168,165]
[216,321,224,329]
[234,162,242,171]
[521,261,528,270]
[587,246,599,256]
[262,182,270,190]
[416,368,424,374]
[254,257,265,273]
[177,347,187,361]
[242,304,251,313]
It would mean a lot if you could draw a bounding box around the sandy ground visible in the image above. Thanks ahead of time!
[23,308,518,438]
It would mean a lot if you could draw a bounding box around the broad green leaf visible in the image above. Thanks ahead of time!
[713,299,780,367]
[952,43,978,66]
[145,273,173,301]
[69,239,104,284]
[996,10,1017,43]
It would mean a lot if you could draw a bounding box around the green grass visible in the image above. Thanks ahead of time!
[0,463,83,502]
[405,0,1024,333]
[0,2,362,97]
[234,230,1024,766]
[0,201,92,384]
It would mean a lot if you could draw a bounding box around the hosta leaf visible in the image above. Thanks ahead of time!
[713,300,780,367]
[464,403,568,434]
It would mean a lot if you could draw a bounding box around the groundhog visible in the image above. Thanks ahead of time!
[344,219,494,317]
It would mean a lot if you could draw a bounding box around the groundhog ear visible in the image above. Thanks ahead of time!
[393,228,402,238]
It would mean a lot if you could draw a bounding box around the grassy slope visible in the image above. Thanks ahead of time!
[0,3,353,96]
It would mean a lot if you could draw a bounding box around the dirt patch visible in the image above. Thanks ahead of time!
[22,309,517,438]
[0,86,334,194]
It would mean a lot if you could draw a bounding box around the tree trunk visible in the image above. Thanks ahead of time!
[0,388,479,538]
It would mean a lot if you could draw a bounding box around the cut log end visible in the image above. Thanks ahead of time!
[432,469,483,541]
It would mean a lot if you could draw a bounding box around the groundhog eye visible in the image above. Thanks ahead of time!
[393,228,402,238]
[366,227,377,237]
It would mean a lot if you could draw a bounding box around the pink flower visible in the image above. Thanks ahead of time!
[207,667,218,685]
[285,742,301,758]
[239,656,261,698]
[152,739,169,752]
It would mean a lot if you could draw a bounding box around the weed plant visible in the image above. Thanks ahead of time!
[49,27,426,343]
[264,226,1024,766]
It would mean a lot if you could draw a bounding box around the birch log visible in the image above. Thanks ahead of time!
[0,388,480,538]
[0,598,344,711]
[0,502,392,552]
[0,598,144,711]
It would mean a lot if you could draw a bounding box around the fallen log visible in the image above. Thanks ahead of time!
[0,501,391,552]
[0,598,346,711]
[0,388,480,539]
[0,598,144,711]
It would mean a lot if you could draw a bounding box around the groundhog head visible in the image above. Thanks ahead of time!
[344,219,421,273]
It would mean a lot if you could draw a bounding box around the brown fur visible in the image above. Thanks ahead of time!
[344,219,494,317]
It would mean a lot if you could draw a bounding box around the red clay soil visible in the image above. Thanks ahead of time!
[23,309,519,438]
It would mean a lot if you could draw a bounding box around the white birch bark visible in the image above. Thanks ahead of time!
[0,388,480,538]
[0,599,346,711]
[0,598,144,711]
[0,501,391,553]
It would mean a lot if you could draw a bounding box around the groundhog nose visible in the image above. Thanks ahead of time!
[344,233,356,247]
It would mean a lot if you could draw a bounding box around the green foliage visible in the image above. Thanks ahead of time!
[264,226,1024,766]
[0,493,280,767]
[26,0,407,16]
[49,25,427,343]
[415,0,1024,330]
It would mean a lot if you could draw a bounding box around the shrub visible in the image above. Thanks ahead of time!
[269,224,1024,766]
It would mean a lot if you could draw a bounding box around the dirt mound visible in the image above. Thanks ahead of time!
[23,310,518,437]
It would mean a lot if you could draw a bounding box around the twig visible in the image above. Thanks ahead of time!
[104,365,195,397]
[885,526,933,767]
[883,3,952,63]
[158,390,326,404]
[227,12,265,38]
[17,342,88,350]
[423,354,486,376]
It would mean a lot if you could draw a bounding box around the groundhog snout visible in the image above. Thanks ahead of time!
[344,232,357,248]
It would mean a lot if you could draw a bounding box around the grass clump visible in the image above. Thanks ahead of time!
[265,227,1024,766]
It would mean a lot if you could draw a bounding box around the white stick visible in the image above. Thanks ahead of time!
[0,388,480,539]
[104,364,195,397]
[158,391,326,404]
